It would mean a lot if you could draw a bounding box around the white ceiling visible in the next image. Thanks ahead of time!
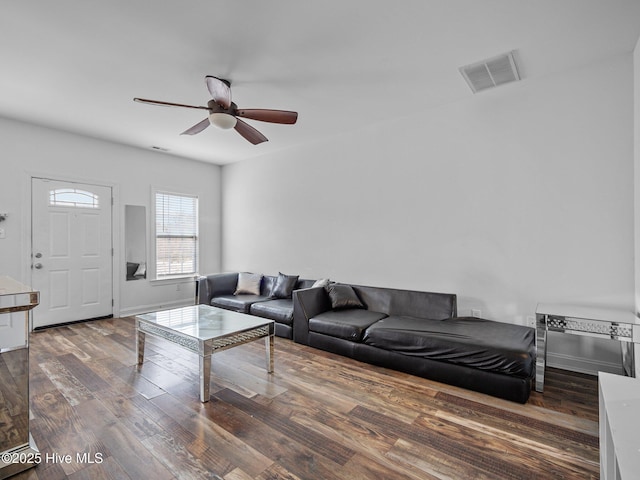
[2,1,640,165]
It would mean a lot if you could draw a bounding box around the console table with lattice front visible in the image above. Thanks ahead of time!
[136,305,274,402]
[535,303,640,392]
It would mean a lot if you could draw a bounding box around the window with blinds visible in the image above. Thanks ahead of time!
[155,192,199,278]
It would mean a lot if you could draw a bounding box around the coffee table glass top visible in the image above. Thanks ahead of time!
[136,305,272,341]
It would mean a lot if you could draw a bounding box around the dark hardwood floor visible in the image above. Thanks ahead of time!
[14,317,599,479]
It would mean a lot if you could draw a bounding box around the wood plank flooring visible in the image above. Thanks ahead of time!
[12,317,599,480]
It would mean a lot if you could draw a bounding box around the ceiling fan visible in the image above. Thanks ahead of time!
[134,76,298,145]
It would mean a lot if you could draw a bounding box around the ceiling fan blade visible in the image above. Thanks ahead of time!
[234,118,268,145]
[134,98,209,110]
[236,109,298,124]
[205,76,231,109]
[181,118,210,136]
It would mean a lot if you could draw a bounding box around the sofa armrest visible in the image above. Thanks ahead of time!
[196,276,210,305]
[293,287,332,345]
[197,272,239,305]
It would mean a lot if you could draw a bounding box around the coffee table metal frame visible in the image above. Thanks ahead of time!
[135,305,274,402]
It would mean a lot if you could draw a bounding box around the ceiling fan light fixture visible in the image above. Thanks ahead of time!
[135,75,296,144]
[208,112,237,130]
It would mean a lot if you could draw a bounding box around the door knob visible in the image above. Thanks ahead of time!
[35,252,42,258]
[34,263,43,269]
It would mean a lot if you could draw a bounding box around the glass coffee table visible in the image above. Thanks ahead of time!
[135,304,274,402]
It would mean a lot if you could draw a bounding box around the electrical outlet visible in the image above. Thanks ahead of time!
[527,316,536,328]
[471,309,481,318]
[0,228,5,239]
[176,283,181,292]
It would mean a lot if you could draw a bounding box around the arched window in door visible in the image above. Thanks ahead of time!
[49,188,100,208]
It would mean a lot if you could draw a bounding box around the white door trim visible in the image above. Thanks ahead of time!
[23,171,122,329]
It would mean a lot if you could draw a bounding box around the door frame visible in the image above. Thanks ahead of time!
[22,171,121,330]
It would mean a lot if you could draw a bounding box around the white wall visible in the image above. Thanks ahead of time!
[635,36,640,314]
[634,35,640,373]
[0,117,222,317]
[222,55,635,374]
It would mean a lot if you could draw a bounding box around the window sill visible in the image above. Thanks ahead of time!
[150,275,198,286]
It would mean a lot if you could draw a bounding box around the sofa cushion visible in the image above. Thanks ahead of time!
[270,272,299,299]
[235,272,262,295]
[351,285,456,320]
[250,299,294,325]
[212,294,269,313]
[363,316,535,377]
[297,279,317,289]
[309,309,388,341]
[326,284,364,310]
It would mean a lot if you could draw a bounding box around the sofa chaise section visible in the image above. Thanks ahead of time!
[293,284,535,403]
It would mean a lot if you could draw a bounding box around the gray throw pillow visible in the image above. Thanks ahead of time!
[270,272,299,299]
[312,278,330,288]
[326,284,364,310]
[234,272,262,295]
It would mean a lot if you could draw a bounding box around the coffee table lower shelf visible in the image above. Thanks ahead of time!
[135,306,275,402]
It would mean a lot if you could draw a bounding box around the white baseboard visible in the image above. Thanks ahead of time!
[547,352,623,376]
[118,299,195,318]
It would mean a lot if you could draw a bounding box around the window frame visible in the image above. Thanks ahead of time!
[151,188,199,281]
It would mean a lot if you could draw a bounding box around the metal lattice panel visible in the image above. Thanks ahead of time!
[547,316,632,339]
[210,326,270,351]
[138,322,200,353]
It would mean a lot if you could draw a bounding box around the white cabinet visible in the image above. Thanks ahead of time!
[0,276,39,479]
[599,372,640,479]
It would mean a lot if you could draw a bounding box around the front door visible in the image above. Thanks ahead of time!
[31,178,113,328]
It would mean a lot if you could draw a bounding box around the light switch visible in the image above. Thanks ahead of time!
[0,229,5,239]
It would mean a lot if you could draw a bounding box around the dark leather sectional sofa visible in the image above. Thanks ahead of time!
[197,272,536,403]
[197,272,316,338]
[293,284,536,403]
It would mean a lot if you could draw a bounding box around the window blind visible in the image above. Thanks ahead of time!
[155,192,198,277]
